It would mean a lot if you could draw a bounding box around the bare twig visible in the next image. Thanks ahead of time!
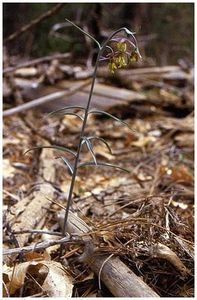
[12,229,63,236]
[4,4,64,43]
[3,235,82,256]
[3,53,71,74]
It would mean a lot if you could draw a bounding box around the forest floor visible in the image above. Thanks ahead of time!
[3,62,194,297]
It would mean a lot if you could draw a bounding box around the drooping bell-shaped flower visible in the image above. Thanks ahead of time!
[100,35,142,74]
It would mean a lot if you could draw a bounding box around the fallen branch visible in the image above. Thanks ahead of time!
[11,229,63,236]
[3,53,71,74]
[3,235,75,256]
[58,210,159,297]
[3,79,91,116]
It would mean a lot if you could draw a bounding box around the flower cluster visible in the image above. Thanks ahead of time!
[101,37,141,74]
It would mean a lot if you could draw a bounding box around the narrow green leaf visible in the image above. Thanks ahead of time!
[49,111,84,121]
[88,136,113,154]
[60,156,74,175]
[47,105,85,118]
[24,145,76,157]
[65,19,101,50]
[78,161,130,173]
[88,109,136,133]
[83,138,97,165]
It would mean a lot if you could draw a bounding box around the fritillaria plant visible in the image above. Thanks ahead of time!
[25,19,141,239]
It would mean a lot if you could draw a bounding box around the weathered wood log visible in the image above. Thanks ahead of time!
[97,65,186,78]
[58,211,159,297]
[5,146,56,249]
[52,80,146,112]
[3,79,91,116]
[3,53,71,74]
[97,65,193,88]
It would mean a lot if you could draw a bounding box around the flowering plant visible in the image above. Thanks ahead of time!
[26,20,141,244]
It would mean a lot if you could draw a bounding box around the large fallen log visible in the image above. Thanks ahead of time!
[58,211,159,297]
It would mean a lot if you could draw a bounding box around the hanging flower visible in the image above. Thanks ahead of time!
[100,36,141,74]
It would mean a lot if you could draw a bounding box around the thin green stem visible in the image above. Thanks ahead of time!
[61,47,102,238]
[61,24,138,239]
[65,19,101,50]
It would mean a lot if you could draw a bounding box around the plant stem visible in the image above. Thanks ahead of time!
[61,26,137,238]
[61,52,102,237]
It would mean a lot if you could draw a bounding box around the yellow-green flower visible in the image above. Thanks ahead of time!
[101,36,141,74]
[130,48,142,62]
[116,42,127,52]
[108,61,117,74]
